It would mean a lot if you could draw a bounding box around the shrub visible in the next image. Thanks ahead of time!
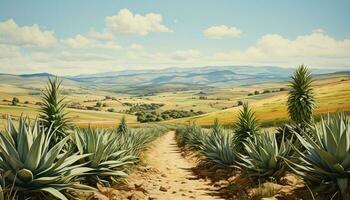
[286,112,350,198]
[0,117,94,199]
[254,90,260,95]
[11,97,19,106]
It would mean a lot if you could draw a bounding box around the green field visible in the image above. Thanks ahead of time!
[1,73,349,129]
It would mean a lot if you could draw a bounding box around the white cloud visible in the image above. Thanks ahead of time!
[210,32,350,67]
[62,34,90,48]
[0,44,21,59]
[87,29,113,41]
[173,49,201,60]
[0,19,57,48]
[204,25,242,39]
[105,9,171,36]
[129,44,144,51]
[95,42,122,50]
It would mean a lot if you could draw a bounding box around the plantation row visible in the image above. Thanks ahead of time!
[176,65,350,199]
[0,78,167,199]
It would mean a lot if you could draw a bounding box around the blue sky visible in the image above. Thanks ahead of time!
[0,0,349,75]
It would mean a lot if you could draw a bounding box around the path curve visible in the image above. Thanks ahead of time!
[124,131,223,200]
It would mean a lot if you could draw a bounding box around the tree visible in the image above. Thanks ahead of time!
[287,65,315,126]
[95,101,102,107]
[11,97,19,105]
[39,77,70,145]
[233,103,260,153]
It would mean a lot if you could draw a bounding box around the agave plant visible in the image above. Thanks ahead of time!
[39,77,71,146]
[237,132,291,180]
[233,103,260,153]
[74,128,137,186]
[117,116,128,136]
[199,119,236,168]
[0,117,94,199]
[287,65,315,126]
[175,123,206,151]
[286,112,350,198]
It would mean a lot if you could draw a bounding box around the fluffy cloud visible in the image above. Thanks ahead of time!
[105,9,171,35]
[173,49,201,60]
[211,32,350,67]
[0,19,57,48]
[87,29,113,41]
[62,34,90,48]
[204,25,242,39]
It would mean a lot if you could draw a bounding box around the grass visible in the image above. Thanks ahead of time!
[167,74,350,126]
[0,74,349,128]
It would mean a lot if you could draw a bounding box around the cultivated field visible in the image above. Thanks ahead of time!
[0,73,349,129]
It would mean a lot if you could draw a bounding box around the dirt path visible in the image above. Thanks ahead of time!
[119,131,223,200]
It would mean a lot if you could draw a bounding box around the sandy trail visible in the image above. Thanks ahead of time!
[123,131,223,200]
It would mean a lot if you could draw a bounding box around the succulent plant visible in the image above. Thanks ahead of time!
[74,128,137,185]
[39,77,71,146]
[199,120,236,168]
[287,65,315,126]
[233,103,260,153]
[0,117,94,199]
[286,112,350,198]
[237,132,291,180]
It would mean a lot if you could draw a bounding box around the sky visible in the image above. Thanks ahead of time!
[0,0,349,75]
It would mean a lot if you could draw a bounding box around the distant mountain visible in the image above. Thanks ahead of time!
[67,66,341,87]
[19,73,55,78]
[1,66,347,95]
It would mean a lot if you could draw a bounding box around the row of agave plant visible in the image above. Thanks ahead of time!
[0,78,166,199]
[176,65,350,199]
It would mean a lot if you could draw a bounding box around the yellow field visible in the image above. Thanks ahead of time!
[0,74,349,128]
[164,74,350,126]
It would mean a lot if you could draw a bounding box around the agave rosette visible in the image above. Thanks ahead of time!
[0,117,94,199]
[287,112,350,196]
[237,132,290,180]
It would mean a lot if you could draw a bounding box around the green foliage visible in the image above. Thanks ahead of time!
[287,65,315,126]
[11,97,19,106]
[136,109,204,123]
[237,132,291,180]
[39,77,70,145]
[175,123,206,151]
[74,128,136,186]
[286,112,350,198]
[117,116,128,136]
[0,117,94,199]
[176,120,236,168]
[74,125,166,186]
[199,120,236,168]
[233,103,260,153]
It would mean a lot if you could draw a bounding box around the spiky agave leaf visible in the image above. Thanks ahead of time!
[175,123,206,151]
[0,116,95,199]
[199,119,236,168]
[74,128,137,186]
[233,103,260,153]
[39,77,71,146]
[287,65,315,126]
[237,132,291,180]
[285,112,350,198]
[117,116,129,136]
